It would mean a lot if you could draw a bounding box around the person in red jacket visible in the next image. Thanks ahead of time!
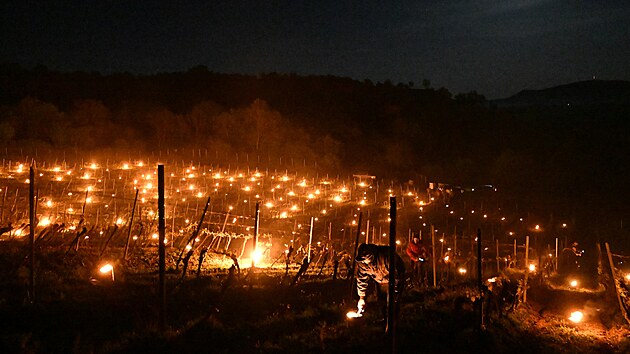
[355,243,405,315]
[406,237,426,262]
[406,237,428,287]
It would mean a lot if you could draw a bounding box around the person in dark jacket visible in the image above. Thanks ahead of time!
[355,243,405,314]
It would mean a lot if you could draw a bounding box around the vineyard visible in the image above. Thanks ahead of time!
[1,153,630,353]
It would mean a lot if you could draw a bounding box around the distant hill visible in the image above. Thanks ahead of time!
[492,80,630,108]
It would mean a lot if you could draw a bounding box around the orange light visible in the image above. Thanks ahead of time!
[99,264,113,273]
[569,311,583,323]
[251,249,263,264]
[346,310,363,319]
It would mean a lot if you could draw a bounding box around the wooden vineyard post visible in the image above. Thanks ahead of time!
[29,165,35,303]
[307,216,314,263]
[477,229,484,330]
[0,187,7,223]
[454,227,457,263]
[158,164,166,331]
[81,189,89,221]
[523,235,530,303]
[555,238,559,271]
[387,196,397,351]
[252,201,260,268]
[496,239,500,272]
[513,238,517,266]
[605,242,630,324]
[348,212,363,300]
[431,225,436,288]
[123,189,139,260]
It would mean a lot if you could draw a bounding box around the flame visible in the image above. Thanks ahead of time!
[569,311,583,323]
[251,248,263,264]
[39,217,52,227]
[99,264,113,273]
[346,310,363,319]
[569,279,578,287]
[529,264,536,272]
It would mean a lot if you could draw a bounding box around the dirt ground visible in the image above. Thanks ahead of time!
[1,247,629,353]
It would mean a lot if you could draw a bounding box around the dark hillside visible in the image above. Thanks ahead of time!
[1,65,629,235]
[493,80,630,108]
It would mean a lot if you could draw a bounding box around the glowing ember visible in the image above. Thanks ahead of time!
[38,217,52,227]
[569,311,583,323]
[346,310,363,319]
[99,264,113,273]
[251,249,264,264]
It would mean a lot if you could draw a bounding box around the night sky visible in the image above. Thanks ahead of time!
[2,1,629,98]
